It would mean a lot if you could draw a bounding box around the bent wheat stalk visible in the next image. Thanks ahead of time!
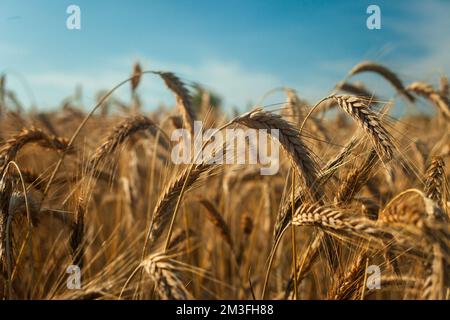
[88,115,169,171]
[232,108,320,198]
[301,95,394,161]
[335,81,377,101]
[349,61,415,102]
[156,72,196,135]
[407,81,450,119]
[0,128,71,171]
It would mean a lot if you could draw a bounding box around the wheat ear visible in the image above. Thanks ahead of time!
[88,115,168,171]
[141,252,192,300]
[333,95,394,160]
[0,128,71,170]
[424,156,446,207]
[232,108,320,198]
[156,72,196,135]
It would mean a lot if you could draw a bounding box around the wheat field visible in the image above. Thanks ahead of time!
[0,61,449,300]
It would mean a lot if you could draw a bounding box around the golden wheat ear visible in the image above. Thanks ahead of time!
[424,156,446,208]
[88,115,168,172]
[0,128,71,168]
[141,252,193,300]
[156,72,196,136]
[232,108,321,199]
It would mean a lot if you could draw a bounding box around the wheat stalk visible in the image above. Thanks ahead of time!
[156,72,196,135]
[88,115,168,171]
[335,81,376,100]
[335,150,378,205]
[0,128,71,169]
[232,108,320,197]
[199,199,233,249]
[0,177,13,271]
[407,81,450,119]
[145,163,213,251]
[349,61,415,102]
[274,134,363,241]
[328,253,366,300]
[70,196,86,268]
[283,234,321,299]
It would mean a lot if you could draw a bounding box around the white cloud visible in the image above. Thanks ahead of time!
[322,0,450,111]
[192,60,281,108]
[18,56,281,111]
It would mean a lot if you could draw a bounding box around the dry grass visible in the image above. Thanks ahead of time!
[0,61,449,300]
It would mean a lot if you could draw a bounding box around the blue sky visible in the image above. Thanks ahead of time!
[1,0,449,113]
